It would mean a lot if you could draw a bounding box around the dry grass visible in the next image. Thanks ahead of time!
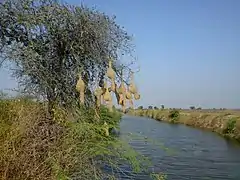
[0,97,156,180]
[0,99,58,179]
[0,98,99,180]
[0,98,119,180]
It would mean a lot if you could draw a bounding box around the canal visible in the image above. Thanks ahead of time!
[111,115,240,180]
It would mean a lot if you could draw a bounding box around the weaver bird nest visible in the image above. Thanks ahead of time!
[76,59,140,113]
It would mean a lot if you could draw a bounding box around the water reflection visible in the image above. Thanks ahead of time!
[104,115,240,180]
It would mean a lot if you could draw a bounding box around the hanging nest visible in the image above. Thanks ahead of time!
[94,87,103,97]
[129,72,137,94]
[125,89,132,100]
[110,80,116,92]
[119,94,124,105]
[103,82,111,102]
[134,93,140,100]
[94,87,103,107]
[107,60,115,80]
[76,74,85,104]
[129,83,137,94]
[118,81,126,94]
[93,67,141,111]
[76,74,85,93]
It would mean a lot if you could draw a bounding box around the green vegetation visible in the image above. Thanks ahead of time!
[128,108,240,142]
[0,0,134,114]
[0,97,114,179]
[0,0,163,179]
[0,96,154,179]
[223,118,237,134]
[168,109,180,123]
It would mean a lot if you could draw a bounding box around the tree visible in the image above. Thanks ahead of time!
[138,106,143,109]
[153,106,158,110]
[161,104,164,109]
[148,106,153,109]
[0,0,135,114]
[190,106,195,110]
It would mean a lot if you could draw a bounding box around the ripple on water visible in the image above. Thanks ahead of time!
[111,115,240,180]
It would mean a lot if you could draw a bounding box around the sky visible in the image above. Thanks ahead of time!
[0,0,240,109]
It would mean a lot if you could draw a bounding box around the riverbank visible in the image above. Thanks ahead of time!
[0,97,124,179]
[128,109,240,142]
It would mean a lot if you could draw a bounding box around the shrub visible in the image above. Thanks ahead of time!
[223,118,237,134]
[99,106,122,128]
[168,110,180,123]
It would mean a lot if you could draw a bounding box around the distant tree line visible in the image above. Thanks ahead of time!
[137,105,165,110]
[136,105,227,111]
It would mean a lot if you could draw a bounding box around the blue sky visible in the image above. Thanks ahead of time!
[0,0,240,109]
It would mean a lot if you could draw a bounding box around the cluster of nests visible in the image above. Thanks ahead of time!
[76,60,140,113]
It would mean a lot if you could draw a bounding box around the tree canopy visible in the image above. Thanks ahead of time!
[0,0,135,111]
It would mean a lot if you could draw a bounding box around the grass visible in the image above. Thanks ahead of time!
[0,98,118,179]
[0,96,167,179]
[128,109,240,142]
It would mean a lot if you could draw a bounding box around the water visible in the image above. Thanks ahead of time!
[112,115,240,180]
